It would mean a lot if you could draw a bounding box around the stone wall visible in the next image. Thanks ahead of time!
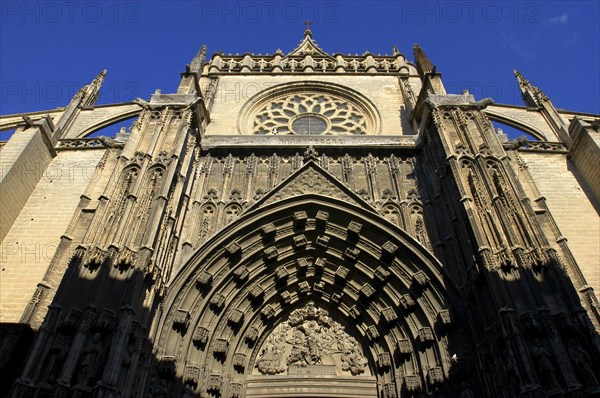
[0,149,106,322]
[520,151,600,294]
[204,75,411,136]
[569,119,600,203]
[0,127,54,242]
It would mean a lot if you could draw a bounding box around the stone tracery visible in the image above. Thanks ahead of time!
[238,81,382,136]
[253,92,367,136]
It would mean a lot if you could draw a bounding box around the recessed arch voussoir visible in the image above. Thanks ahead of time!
[156,195,460,396]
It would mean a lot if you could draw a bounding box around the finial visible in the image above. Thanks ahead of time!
[304,20,313,36]
[513,69,529,87]
[76,69,107,107]
[91,69,107,87]
[304,145,319,160]
[512,69,548,106]
[393,46,400,55]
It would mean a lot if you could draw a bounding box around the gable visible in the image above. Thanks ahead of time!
[246,160,378,213]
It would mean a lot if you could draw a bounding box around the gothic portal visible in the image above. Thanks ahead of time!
[1,28,600,398]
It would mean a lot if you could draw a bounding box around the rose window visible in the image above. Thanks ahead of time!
[253,93,367,135]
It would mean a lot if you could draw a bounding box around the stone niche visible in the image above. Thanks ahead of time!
[251,301,372,377]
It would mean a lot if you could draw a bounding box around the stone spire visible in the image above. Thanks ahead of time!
[513,69,549,107]
[514,70,571,145]
[190,44,207,72]
[79,69,107,108]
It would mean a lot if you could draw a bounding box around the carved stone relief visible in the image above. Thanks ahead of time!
[261,166,357,207]
[253,302,370,376]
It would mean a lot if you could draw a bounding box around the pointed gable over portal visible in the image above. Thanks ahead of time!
[246,158,378,213]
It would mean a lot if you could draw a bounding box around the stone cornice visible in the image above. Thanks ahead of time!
[207,52,414,75]
[199,134,418,150]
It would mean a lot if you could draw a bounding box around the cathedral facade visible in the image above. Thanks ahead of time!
[1,29,599,397]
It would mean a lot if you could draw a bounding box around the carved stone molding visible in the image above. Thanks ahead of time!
[183,365,199,387]
[195,271,213,290]
[418,327,434,344]
[228,309,244,327]
[404,374,421,392]
[193,326,209,346]
[173,309,190,332]
[377,352,392,369]
[207,374,222,392]
[375,266,391,283]
[397,338,413,355]
[56,138,118,150]
[412,270,430,287]
[233,266,249,282]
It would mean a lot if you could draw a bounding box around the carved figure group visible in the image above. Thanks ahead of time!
[255,302,368,376]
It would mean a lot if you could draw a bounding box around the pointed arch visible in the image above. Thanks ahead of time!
[154,194,461,397]
[193,203,216,249]
[381,202,404,229]
[223,203,243,226]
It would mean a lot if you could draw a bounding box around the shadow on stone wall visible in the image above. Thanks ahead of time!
[2,260,191,397]
[3,203,600,397]
[413,152,600,397]
[1,249,484,397]
[423,231,600,397]
[0,323,35,396]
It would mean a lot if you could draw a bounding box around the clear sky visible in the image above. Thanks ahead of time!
[1,1,599,133]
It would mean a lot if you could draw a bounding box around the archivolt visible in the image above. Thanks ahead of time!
[154,195,460,396]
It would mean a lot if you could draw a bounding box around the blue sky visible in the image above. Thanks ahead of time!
[1,1,599,134]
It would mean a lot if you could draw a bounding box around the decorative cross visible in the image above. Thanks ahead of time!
[304,20,313,31]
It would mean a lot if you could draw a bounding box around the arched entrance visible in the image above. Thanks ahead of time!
[153,195,460,397]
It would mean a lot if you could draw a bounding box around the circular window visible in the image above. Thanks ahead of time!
[252,93,367,135]
[291,114,328,135]
[238,82,381,135]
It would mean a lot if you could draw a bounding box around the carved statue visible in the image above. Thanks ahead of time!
[413,44,433,78]
[568,340,598,387]
[502,135,529,150]
[503,346,518,375]
[41,347,66,383]
[402,80,417,106]
[474,97,494,109]
[152,379,169,398]
[256,335,286,375]
[97,135,125,149]
[300,320,322,364]
[117,341,134,389]
[76,332,103,385]
[530,339,560,389]
[460,382,475,398]
[340,340,369,375]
